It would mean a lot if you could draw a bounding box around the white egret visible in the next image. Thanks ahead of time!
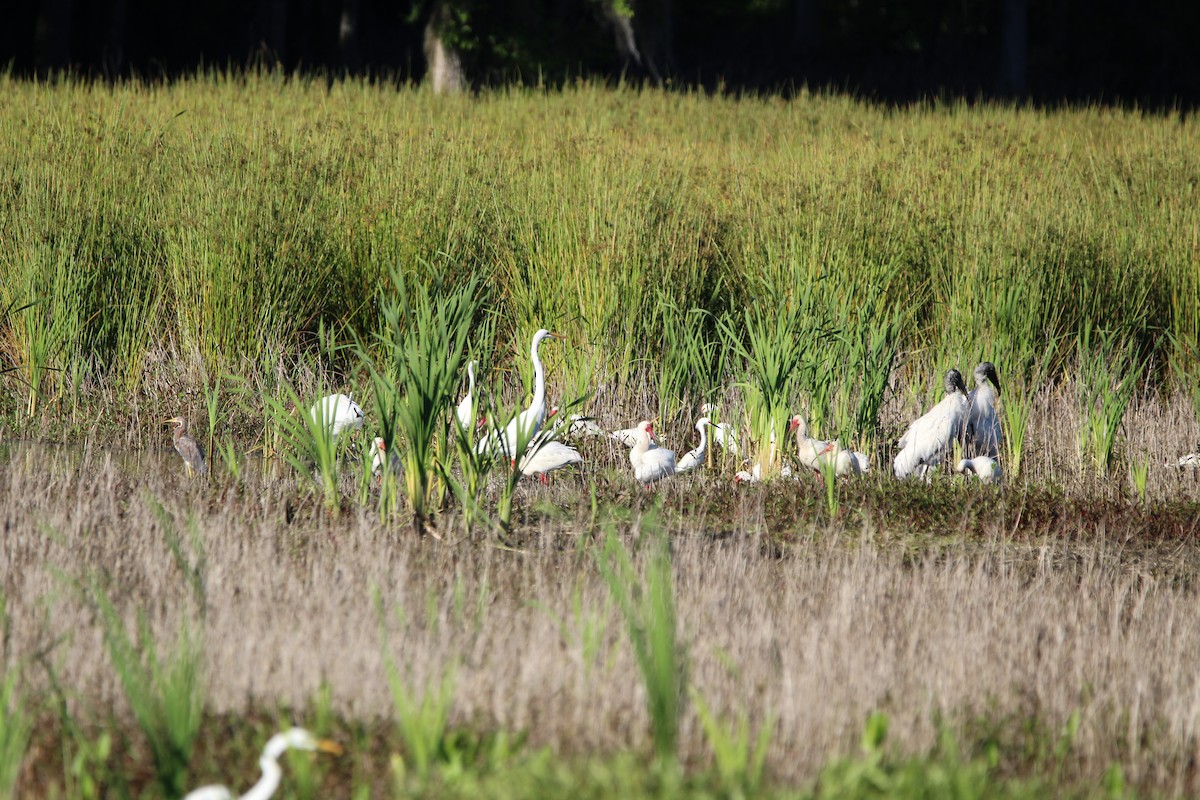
[965,362,1002,458]
[676,417,711,473]
[310,394,364,437]
[496,329,563,458]
[956,456,1002,484]
[630,420,676,486]
[165,416,206,476]
[182,727,342,800]
[893,369,970,479]
[699,402,740,456]
[455,360,478,429]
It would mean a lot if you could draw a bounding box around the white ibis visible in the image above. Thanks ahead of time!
[310,394,364,437]
[956,456,1002,484]
[630,420,676,486]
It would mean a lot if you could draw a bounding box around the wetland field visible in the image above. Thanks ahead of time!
[2,76,1200,798]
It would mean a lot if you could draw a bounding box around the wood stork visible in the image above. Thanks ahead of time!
[955,456,1002,484]
[310,394,364,437]
[182,728,341,800]
[965,362,1002,458]
[893,369,969,479]
[676,417,711,473]
[630,420,676,486]
[165,416,206,476]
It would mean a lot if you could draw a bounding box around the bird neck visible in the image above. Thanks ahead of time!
[697,424,708,451]
[467,362,475,393]
[529,338,546,421]
[241,758,283,800]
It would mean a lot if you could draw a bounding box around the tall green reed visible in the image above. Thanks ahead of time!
[0,597,30,800]
[596,517,686,765]
[260,383,348,511]
[1076,323,1145,477]
[691,690,774,800]
[90,583,205,798]
[720,287,822,477]
[358,269,482,536]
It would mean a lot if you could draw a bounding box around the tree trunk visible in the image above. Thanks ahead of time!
[602,0,661,85]
[424,0,466,94]
[1001,0,1028,94]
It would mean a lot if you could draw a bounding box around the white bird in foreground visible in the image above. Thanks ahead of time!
[630,420,676,486]
[965,362,1002,458]
[456,360,478,429]
[956,456,1002,484]
[893,369,970,479]
[182,727,341,800]
[699,403,740,456]
[675,417,711,473]
[310,393,364,437]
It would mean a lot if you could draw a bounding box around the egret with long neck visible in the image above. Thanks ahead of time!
[499,328,563,458]
[182,727,341,800]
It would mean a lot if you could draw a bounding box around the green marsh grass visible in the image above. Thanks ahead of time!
[4,78,1199,435]
[597,520,686,765]
[91,584,205,798]
[359,271,482,535]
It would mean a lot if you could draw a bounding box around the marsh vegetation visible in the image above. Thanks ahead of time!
[2,77,1200,797]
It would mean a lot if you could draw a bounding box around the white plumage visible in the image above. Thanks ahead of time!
[310,393,364,437]
[956,456,1002,484]
[183,728,341,800]
[455,360,477,429]
[965,362,1002,458]
[893,369,970,479]
[520,440,583,481]
[630,420,676,485]
[369,437,401,476]
[675,417,711,473]
[480,329,563,458]
[699,402,740,456]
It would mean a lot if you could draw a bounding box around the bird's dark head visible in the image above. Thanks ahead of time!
[944,369,967,395]
[975,362,1001,395]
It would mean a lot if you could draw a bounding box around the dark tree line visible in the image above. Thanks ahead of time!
[4,0,1199,107]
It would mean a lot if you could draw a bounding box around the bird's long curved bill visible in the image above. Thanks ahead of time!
[316,739,344,755]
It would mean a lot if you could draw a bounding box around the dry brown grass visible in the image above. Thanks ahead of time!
[4,377,1200,795]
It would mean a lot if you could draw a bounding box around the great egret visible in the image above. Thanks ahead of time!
[699,403,740,456]
[630,421,676,485]
[965,362,1002,458]
[956,456,1002,484]
[310,394,364,437]
[165,417,206,476]
[496,329,564,458]
[893,369,970,479]
[182,727,342,800]
[456,360,478,429]
[675,417,711,473]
